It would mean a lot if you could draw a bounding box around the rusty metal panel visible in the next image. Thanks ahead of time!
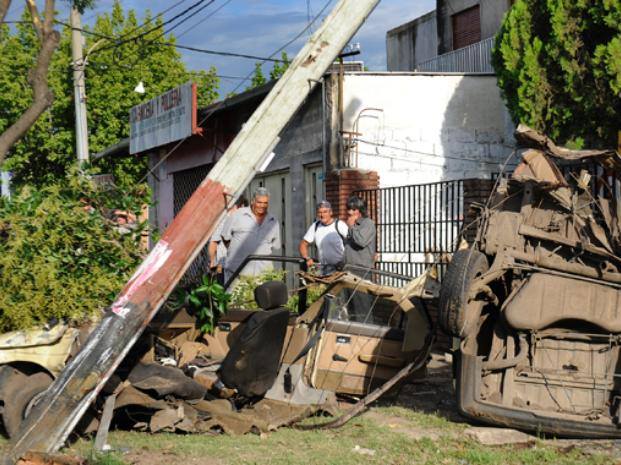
[4,1,380,462]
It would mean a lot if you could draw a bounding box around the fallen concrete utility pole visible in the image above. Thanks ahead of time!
[4,0,379,462]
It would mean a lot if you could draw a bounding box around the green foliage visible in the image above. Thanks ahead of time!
[87,451,128,465]
[248,52,290,90]
[172,275,231,334]
[269,51,290,80]
[492,0,621,147]
[229,269,325,312]
[0,1,220,188]
[249,62,267,89]
[0,170,148,332]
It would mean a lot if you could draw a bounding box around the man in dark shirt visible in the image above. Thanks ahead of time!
[344,195,378,323]
[344,195,376,273]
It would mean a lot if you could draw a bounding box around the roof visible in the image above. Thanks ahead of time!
[387,9,436,36]
[198,81,275,120]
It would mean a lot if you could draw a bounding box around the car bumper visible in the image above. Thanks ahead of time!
[457,351,621,438]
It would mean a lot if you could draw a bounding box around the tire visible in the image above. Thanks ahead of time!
[439,249,489,337]
[2,371,53,438]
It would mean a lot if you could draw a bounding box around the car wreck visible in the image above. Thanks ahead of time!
[440,125,621,437]
[0,263,436,440]
[100,266,436,435]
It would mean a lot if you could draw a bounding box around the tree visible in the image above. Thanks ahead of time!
[82,1,219,187]
[249,62,266,89]
[492,0,621,148]
[0,1,220,188]
[248,52,290,91]
[0,0,94,167]
[0,170,149,331]
[269,51,290,80]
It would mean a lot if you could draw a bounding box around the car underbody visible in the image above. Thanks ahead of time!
[442,125,621,437]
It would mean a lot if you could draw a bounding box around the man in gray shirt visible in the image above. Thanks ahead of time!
[221,187,281,283]
[344,195,378,323]
[345,195,376,274]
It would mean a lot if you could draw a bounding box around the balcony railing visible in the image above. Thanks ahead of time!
[415,36,495,73]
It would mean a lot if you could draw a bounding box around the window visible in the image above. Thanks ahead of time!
[452,5,481,50]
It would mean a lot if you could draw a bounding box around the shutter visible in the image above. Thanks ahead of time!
[452,5,481,50]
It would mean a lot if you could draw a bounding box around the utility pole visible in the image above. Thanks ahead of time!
[5,0,380,460]
[71,6,89,165]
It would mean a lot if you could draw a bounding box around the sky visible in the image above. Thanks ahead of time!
[7,0,436,97]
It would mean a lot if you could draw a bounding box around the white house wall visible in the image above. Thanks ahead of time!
[341,73,515,187]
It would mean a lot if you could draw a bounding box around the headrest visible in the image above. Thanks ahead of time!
[254,280,288,310]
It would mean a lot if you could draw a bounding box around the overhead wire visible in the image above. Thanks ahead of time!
[137,0,336,185]
[175,0,234,40]
[149,0,217,43]
[89,0,212,57]
[54,20,282,64]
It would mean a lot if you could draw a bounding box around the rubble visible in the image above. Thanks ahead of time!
[464,427,535,446]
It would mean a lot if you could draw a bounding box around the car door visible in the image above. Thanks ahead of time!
[306,280,431,396]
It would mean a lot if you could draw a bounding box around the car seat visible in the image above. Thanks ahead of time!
[219,280,290,397]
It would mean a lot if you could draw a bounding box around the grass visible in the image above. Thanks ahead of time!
[58,405,615,465]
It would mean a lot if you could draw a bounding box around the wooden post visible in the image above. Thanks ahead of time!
[4,0,380,462]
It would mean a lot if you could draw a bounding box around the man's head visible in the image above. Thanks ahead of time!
[346,195,367,220]
[251,187,270,217]
[316,200,334,225]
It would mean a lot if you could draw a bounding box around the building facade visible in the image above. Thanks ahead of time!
[387,1,512,73]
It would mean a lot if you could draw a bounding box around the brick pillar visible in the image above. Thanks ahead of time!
[326,169,380,220]
[462,178,496,244]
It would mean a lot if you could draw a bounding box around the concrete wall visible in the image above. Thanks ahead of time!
[340,73,515,186]
[386,10,437,71]
[437,0,510,54]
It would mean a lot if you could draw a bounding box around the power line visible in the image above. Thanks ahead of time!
[152,0,217,43]
[90,0,211,57]
[54,20,282,63]
[156,42,281,62]
[176,0,234,40]
[137,0,336,185]
[111,0,197,42]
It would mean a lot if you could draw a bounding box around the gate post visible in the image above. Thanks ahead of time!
[325,169,379,220]
[462,178,495,244]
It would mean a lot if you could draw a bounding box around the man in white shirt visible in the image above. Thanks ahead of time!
[299,200,349,275]
[208,196,248,284]
[221,187,281,283]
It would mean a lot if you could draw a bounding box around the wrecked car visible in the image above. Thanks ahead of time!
[103,258,437,434]
[440,125,621,437]
[0,323,87,438]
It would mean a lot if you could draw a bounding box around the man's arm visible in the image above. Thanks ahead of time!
[209,221,226,268]
[299,239,314,267]
[208,240,219,268]
[349,219,376,248]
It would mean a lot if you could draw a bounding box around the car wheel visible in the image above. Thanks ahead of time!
[2,371,52,438]
[438,249,489,337]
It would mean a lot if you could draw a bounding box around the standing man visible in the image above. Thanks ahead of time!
[343,195,377,323]
[221,187,281,283]
[299,200,349,275]
[344,195,376,276]
[208,196,248,283]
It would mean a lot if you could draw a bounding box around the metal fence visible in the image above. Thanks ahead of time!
[354,179,464,281]
[415,36,494,73]
[173,163,213,285]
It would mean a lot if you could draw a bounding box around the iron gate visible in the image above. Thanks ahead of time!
[173,163,214,284]
[354,180,464,279]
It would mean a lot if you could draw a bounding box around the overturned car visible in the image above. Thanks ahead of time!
[440,126,621,437]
